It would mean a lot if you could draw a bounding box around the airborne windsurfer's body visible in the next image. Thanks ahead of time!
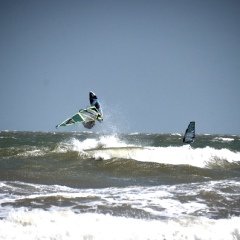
[89,91,103,120]
[82,91,103,129]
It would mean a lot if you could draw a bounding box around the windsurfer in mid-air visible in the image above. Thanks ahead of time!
[56,91,103,130]
[82,91,103,129]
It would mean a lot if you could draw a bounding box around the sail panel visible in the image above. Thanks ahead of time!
[56,106,101,128]
[183,121,195,143]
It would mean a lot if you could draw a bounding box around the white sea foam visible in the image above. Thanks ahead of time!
[213,137,235,142]
[0,209,240,240]
[55,135,240,168]
[85,145,240,168]
[171,133,181,136]
[18,149,47,157]
[70,135,130,151]
[1,184,205,219]
[1,180,240,238]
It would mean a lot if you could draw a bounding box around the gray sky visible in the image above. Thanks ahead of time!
[1,0,240,134]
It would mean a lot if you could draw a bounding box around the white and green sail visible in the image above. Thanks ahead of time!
[183,121,195,143]
[56,106,103,129]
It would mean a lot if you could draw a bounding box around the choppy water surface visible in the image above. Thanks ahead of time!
[0,131,240,239]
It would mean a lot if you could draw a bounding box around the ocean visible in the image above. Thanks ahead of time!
[0,131,240,239]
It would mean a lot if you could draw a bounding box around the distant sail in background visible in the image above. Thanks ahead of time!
[183,121,195,143]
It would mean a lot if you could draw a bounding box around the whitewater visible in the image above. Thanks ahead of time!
[0,131,240,239]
